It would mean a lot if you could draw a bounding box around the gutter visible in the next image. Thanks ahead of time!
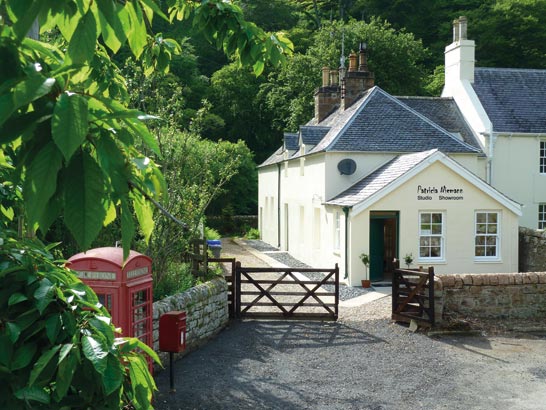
[342,206,351,279]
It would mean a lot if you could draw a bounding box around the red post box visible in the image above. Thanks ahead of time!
[159,311,187,353]
[66,248,153,352]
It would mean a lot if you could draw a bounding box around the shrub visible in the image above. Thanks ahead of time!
[204,226,221,240]
[153,262,196,301]
[245,228,261,239]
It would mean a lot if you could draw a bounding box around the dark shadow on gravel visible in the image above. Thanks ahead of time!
[154,320,388,410]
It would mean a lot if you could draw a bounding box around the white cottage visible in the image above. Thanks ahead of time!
[258,19,526,286]
[443,16,546,229]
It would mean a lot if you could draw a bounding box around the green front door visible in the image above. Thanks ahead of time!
[369,212,399,282]
[369,218,384,281]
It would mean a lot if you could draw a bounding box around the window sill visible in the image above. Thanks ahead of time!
[474,259,502,263]
[333,250,341,256]
[417,259,446,265]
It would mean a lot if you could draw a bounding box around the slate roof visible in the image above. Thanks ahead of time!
[327,150,437,207]
[472,68,546,133]
[300,125,330,145]
[259,146,284,167]
[310,87,481,154]
[396,96,482,151]
[283,132,299,151]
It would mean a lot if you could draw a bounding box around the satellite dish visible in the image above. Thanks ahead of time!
[337,158,357,175]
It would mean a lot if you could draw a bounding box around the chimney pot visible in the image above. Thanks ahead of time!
[322,66,330,87]
[452,18,459,42]
[358,42,368,71]
[458,16,467,40]
[329,69,339,86]
[348,53,357,72]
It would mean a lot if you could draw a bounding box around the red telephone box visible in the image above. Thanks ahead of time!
[67,247,153,351]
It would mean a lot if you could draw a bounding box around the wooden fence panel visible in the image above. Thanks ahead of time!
[234,264,339,321]
[392,266,435,327]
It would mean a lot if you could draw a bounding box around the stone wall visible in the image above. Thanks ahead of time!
[519,226,546,272]
[435,272,546,324]
[152,277,229,364]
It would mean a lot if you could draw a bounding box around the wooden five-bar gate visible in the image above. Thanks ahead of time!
[392,265,435,327]
[226,262,339,321]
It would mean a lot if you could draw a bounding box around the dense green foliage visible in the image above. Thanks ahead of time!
[0,0,292,407]
[0,230,159,408]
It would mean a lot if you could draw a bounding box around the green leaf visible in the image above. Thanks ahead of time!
[98,9,122,53]
[45,314,62,344]
[52,92,89,161]
[89,316,114,343]
[67,11,98,64]
[23,142,63,227]
[6,322,21,343]
[12,75,56,112]
[14,386,50,405]
[127,355,154,407]
[253,60,265,76]
[125,1,147,58]
[64,150,107,249]
[121,116,161,156]
[120,198,135,261]
[139,0,168,21]
[132,193,154,243]
[28,345,61,387]
[11,343,37,371]
[34,278,55,314]
[38,194,63,235]
[82,335,108,375]
[102,354,123,395]
[8,0,43,41]
[54,346,78,401]
[8,293,28,306]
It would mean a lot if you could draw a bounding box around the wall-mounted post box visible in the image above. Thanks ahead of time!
[159,311,187,353]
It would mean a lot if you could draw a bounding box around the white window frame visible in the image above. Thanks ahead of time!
[418,211,445,262]
[539,204,546,230]
[333,211,341,251]
[474,211,500,261]
[540,140,546,174]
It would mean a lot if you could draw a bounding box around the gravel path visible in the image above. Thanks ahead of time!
[154,297,546,410]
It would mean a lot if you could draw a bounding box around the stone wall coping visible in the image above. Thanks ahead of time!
[438,272,546,288]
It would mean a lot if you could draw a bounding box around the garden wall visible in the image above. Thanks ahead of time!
[152,277,229,364]
[434,272,546,324]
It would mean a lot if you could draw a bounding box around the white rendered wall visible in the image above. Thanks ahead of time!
[258,165,280,247]
[491,134,546,228]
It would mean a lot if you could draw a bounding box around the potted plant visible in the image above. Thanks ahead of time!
[359,253,371,288]
[404,252,414,269]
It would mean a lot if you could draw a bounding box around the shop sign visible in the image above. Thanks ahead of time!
[417,185,464,201]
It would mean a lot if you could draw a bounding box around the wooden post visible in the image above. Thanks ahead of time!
[334,263,339,320]
[235,261,242,318]
[428,266,435,326]
[392,264,400,317]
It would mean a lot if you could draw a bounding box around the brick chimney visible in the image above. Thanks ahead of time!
[341,43,374,110]
[314,66,341,122]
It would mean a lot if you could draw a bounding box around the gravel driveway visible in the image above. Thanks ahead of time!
[154,297,546,410]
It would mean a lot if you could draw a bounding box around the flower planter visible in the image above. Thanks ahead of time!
[361,279,371,288]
